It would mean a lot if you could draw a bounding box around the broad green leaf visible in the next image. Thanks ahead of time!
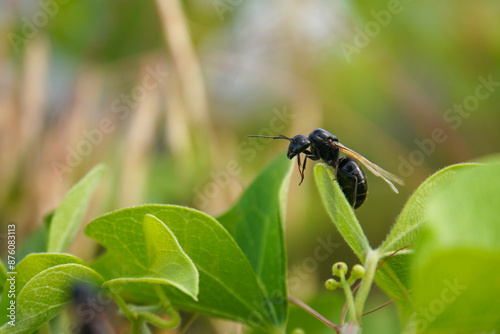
[314,163,371,259]
[47,164,106,253]
[0,253,85,327]
[375,163,479,322]
[0,264,103,334]
[409,162,500,333]
[218,155,293,327]
[85,205,273,328]
[101,214,199,300]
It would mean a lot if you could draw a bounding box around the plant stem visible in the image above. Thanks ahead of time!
[339,270,357,324]
[109,290,143,334]
[353,250,380,321]
[110,290,135,320]
[150,285,181,328]
[288,295,341,332]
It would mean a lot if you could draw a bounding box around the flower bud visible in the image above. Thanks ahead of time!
[332,262,348,277]
[351,264,365,280]
[325,278,340,291]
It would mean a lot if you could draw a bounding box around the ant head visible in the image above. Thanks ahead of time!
[287,134,310,159]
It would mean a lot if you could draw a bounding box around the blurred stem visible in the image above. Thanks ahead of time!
[154,0,209,123]
[353,250,380,321]
[179,313,199,334]
[155,0,216,172]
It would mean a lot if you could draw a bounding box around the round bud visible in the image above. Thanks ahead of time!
[332,262,348,277]
[325,278,340,291]
[292,328,306,334]
[351,264,365,280]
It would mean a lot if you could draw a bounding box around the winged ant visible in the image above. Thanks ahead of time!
[248,128,404,208]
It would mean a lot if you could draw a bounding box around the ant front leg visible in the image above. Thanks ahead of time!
[296,154,306,185]
[296,151,318,185]
[298,150,319,185]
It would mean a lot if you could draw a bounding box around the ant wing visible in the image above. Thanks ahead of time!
[331,141,405,193]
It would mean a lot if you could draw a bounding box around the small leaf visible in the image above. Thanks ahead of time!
[375,163,479,322]
[102,214,199,301]
[0,253,86,326]
[0,264,103,334]
[218,155,293,327]
[314,163,371,259]
[48,164,106,253]
[85,205,274,328]
[409,161,500,333]
[14,253,85,290]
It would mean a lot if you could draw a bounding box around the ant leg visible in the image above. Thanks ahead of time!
[303,150,319,161]
[297,154,305,185]
[299,156,308,185]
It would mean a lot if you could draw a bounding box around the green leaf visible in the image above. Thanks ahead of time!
[374,163,479,322]
[47,164,106,253]
[218,154,293,327]
[101,214,199,300]
[14,253,85,290]
[409,162,500,333]
[314,163,371,259]
[85,205,273,328]
[0,262,6,295]
[380,163,479,254]
[0,264,103,334]
[0,253,85,326]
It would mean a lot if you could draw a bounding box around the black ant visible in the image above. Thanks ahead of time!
[248,128,404,208]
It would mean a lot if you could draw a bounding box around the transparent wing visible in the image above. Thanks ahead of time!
[331,141,405,193]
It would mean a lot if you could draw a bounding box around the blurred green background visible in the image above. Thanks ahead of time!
[1,0,499,332]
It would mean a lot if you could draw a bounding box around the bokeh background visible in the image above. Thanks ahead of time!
[1,0,500,332]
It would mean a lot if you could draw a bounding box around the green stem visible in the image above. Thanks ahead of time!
[353,250,380,321]
[130,320,143,334]
[339,270,357,324]
[146,285,180,329]
[109,290,143,334]
[110,291,135,320]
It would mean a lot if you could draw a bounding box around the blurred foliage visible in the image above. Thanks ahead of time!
[1,0,500,331]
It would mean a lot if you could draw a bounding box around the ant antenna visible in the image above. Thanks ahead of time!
[247,135,291,141]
